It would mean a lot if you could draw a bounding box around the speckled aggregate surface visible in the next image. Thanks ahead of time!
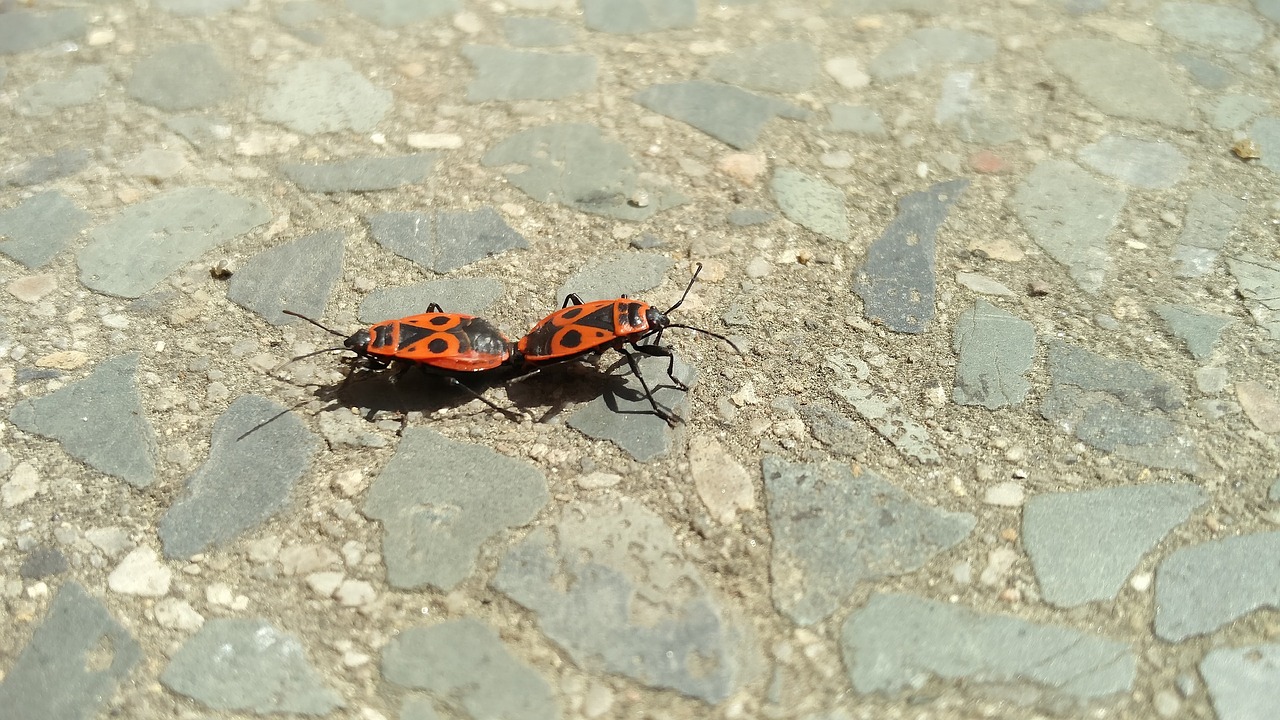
[2,1,1280,719]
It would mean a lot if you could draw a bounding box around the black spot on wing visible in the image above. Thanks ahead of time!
[561,328,583,349]
[397,323,434,351]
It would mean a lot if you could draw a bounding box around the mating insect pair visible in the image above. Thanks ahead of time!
[282,263,738,425]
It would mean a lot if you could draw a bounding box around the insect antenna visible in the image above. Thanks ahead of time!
[664,262,705,315]
[664,323,741,354]
[283,309,346,338]
[269,346,349,375]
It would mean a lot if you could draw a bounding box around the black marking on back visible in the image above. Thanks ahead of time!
[372,325,395,349]
[623,301,645,329]
[561,328,583,349]
[576,304,618,332]
[463,318,510,358]
[397,323,434,351]
[427,337,450,354]
[429,315,451,326]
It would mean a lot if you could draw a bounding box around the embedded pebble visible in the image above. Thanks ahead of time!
[108,546,172,597]
[689,437,754,523]
[2,462,41,508]
[7,274,57,303]
[983,482,1026,507]
[154,598,205,631]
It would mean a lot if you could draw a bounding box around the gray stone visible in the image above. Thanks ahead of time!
[156,0,247,15]
[934,71,1021,144]
[1173,189,1245,277]
[2,147,90,187]
[158,395,320,559]
[868,28,997,82]
[275,0,328,43]
[955,271,1014,296]
[1045,39,1194,129]
[1250,116,1280,176]
[1155,2,1265,52]
[382,620,559,720]
[366,207,526,273]
[0,9,85,54]
[10,354,157,488]
[19,545,68,579]
[228,231,344,325]
[855,178,966,333]
[1201,644,1280,720]
[282,154,435,192]
[0,583,141,720]
[1155,531,1280,641]
[727,208,774,226]
[482,123,685,220]
[553,251,673,304]
[164,114,230,150]
[0,191,90,268]
[842,594,1136,704]
[1175,51,1234,89]
[833,377,942,463]
[1208,94,1269,131]
[797,403,870,458]
[462,45,596,101]
[706,41,819,93]
[763,456,975,625]
[827,104,888,136]
[78,187,270,298]
[1271,478,1280,502]
[346,0,460,27]
[1077,135,1188,189]
[1023,483,1207,607]
[260,59,391,134]
[1227,254,1280,341]
[582,0,696,34]
[359,278,505,323]
[1041,341,1197,474]
[17,65,109,116]
[633,81,809,149]
[1053,0,1108,13]
[161,618,342,714]
[400,696,442,720]
[493,497,750,703]
[364,428,548,590]
[568,353,694,461]
[1260,0,1280,24]
[128,44,236,111]
[1153,304,1234,359]
[952,299,1035,408]
[771,168,849,242]
[1010,159,1124,294]
[504,16,577,46]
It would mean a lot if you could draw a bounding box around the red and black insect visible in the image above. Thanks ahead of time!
[281,304,522,417]
[516,263,738,424]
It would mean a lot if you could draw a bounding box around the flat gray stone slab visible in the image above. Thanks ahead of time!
[706,41,819,93]
[505,16,576,46]
[1200,644,1280,720]
[128,43,236,111]
[1010,159,1123,294]
[583,0,696,33]
[828,103,888,136]
[552,251,673,305]
[1154,531,1280,641]
[1176,50,1233,89]
[228,231,344,325]
[482,123,685,220]
[382,619,559,720]
[1209,94,1269,131]
[855,178,966,333]
[17,65,109,116]
[159,395,320,559]
[364,428,548,591]
[282,154,435,193]
[935,71,1020,144]
[2,147,90,187]
[1173,189,1245,277]
[0,191,90,268]
[567,353,694,461]
[1041,341,1198,474]
[869,28,996,82]
[1045,39,1194,129]
[259,59,391,134]
[1077,135,1188,189]
[770,168,849,242]
[0,9,85,54]
[952,299,1035,408]
[20,544,68,579]
[345,0,460,27]
[1226,254,1280,341]
[634,80,809,149]
[359,278,505,323]
[161,618,342,715]
[1023,483,1207,608]
[366,207,526,273]
[462,45,597,101]
[1261,0,1280,23]
[156,0,246,15]
[763,456,975,625]
[1154,304,1234,359]
[78,187,269,298]
[10,354,157,488]
[1251,116,1280,176]
[0,583,141,720]
[1154,2,1265,52]
[842,594,1136,704]
[493,497,748,703]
